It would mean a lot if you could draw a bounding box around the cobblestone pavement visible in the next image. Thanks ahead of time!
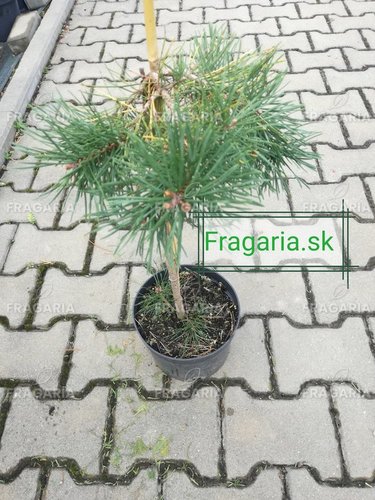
[1,0,375,498]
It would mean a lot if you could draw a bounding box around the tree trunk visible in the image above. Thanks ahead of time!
[166,258,186,320]
[143,0,159,72]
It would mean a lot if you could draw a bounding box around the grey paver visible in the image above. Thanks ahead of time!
[224,386,341,479]
[345,0,375,15]
[270,317,375,393]
[343,220,375,266]
[51,43,104,64]
[305,117,346,147]
[35,267,127,326]
[332,385,375,479]
[0,387,108,474]
[331,13,375,32]
[289,177,372,219]
[283,70,326,93]
[0,224,17,269]
[311,31,366,50]
[112,387,219,475]
[325,68,375,92]
[289,48,346,72]
[0,469,39,500]
[301,90,369,119]
[280,16,330,35]
[4,223,91,272]
[288,468,375,498]
[0,188,59,227]
[164,470,283,499]
[205,6,250,22]
[310,270,375,323]
[345,118,375,146]
[258,33,311,51]
[252,4,298,21]
[317,144,375,181]
[0,269,37,328]
[0,157,35,190]
[0,323,71,390]
[45,469,158,499]
[344,48,375,70]
[299,1,348,17]
[7,11,41,55]
[67,320,164,391]
[230,19,279,36]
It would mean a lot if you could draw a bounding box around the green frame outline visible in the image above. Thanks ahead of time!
[193,202,356,287]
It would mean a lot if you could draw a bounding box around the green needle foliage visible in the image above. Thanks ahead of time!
[19,26,317,323]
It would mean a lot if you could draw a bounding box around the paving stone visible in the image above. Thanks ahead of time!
[299,1,348,17]
[0,270,37,328]
[185,0,225,7]
[164,470,283,499]
[270,317,375,393]
[289,49,346,72]
[70,1,95,16]
[159,8,203,25]
[331,13,375,32]
[205,6,250,22]
[343,219,375,266]
[230,19,279,36]
[311,31,366,50]
[44,62,73,83]
[305,117,346,147]
[69,14,111,29]
[4,224,91,273]
[0,388,108,474]
[258,33,311,52]
[343,48,375,70]
[31,164,68,191]
[325,68,375,92]
[8,11,41,55]
[127,266,151,324]
[45,469,158,499]
[83,26,131,44]
[280,16,331,35]
[252,4,298,21]
[0,469,39,500]
[283,70,326,93]
[34,80,93,105]
[70,60,125,83]
[288,468,375,498]
[363,88,375,113]
[224,386,341,479]
[332,384,375,479]
[289,177,372,219]
[0,224,16,269]
[51,43,103,64]
[343,118,375,146]
[111,13,145,28]
[0,157,35,190]
[0,188,59,227]
[59,28,85,46]
[317,144,375,181]
[222,272,310,323]
[301,90,369,119]
[35,267,127,326]
[93,0,137,15]
[67,320,164,391]
[310,270,375,323]
[0,323,71,390]
[103,41,148,62]
[112,387,219,475]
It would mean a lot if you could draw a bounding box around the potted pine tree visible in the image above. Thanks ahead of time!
[18,1,316,379]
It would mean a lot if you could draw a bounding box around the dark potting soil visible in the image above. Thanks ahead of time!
[135,270,238,359]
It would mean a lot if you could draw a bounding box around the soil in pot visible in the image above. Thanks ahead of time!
[135,269,238,359]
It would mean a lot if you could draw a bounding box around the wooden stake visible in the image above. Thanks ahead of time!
[144,0,159,72]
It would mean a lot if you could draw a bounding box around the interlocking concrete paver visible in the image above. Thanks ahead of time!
[224,386,341,479]
[0,157,35,190]
[34,80,93,105]
[0,469,39,500]
[0,323,70,390]
[280,16,331,35]
[288,469,375,498]
[310,270,375,323]
[67,320,164,391]
[164,470,283,499]
[344,220,375,266]
[289,177,372,219]
[0,387,108,474]
[317,144,375,181]
[344,118,375,146]
[301,90,369,119]
[0,269,37,328]
[35,267,127,326]
[270,317,375,393]
[4,224,90,272]
[252,4,298,21]
[112,388,220,476]
[299,1,347,17]
[45,469,158,499]
[343,48,375,70]
[332,385,375,479]
[311,31,366,50]
[325,68,375,92]
[289,48,347,72]
[0,188,60,227]
[305,117,346,147]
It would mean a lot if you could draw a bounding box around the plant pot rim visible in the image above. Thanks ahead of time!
[133,265,240,363]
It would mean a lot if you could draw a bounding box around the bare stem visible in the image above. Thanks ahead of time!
[166,221,186,320]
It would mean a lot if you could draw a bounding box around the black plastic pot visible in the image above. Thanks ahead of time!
[133,266,240,381]
[0,0,20,43]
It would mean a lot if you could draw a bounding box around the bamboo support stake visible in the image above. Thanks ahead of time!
[144,0,159,72]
